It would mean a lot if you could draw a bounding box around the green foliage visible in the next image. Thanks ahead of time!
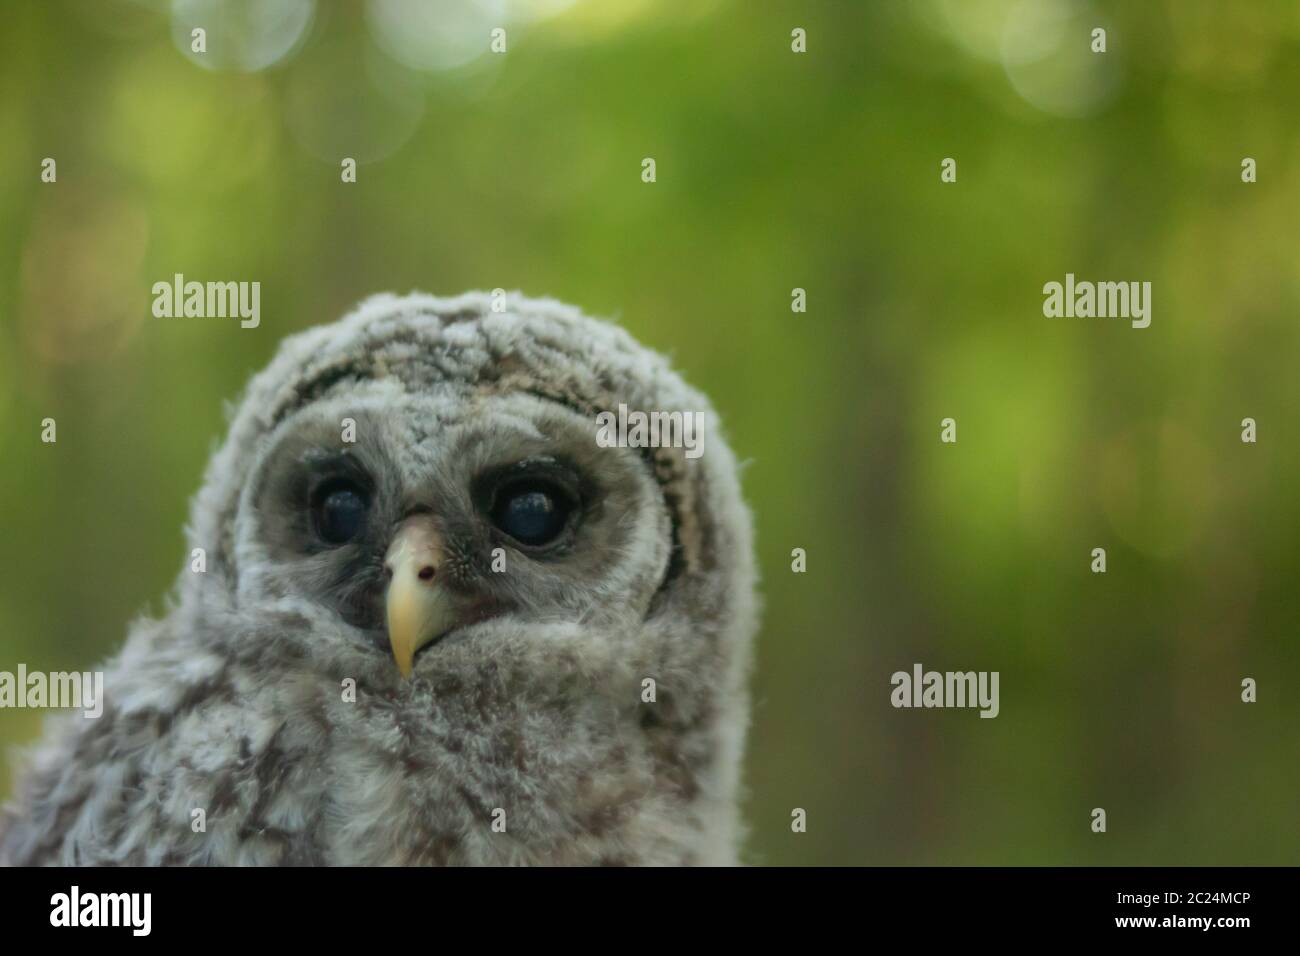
[1,0,1297,864]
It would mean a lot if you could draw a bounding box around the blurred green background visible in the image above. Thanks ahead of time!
[1,0,1298,865]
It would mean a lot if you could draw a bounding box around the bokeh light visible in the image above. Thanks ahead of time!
[170,0,315,72]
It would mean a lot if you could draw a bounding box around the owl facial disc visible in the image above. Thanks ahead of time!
[383,516,455,678]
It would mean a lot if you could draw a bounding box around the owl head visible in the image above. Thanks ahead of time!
[174,291,758,864]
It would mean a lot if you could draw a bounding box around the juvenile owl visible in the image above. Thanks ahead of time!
[0,292,758,866]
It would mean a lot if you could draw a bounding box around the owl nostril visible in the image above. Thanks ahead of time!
[417,565,435,581]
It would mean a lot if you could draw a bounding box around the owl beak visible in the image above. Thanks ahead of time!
[384,517,455,678]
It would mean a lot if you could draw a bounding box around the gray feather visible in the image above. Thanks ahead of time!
[0,292,758,865]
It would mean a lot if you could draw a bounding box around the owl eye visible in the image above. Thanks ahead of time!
[490,481,574,548]
[312,481,369,545]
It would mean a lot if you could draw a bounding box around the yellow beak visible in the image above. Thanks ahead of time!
[384,517,455,678]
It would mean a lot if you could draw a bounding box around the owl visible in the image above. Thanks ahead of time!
[0,292,758,866]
